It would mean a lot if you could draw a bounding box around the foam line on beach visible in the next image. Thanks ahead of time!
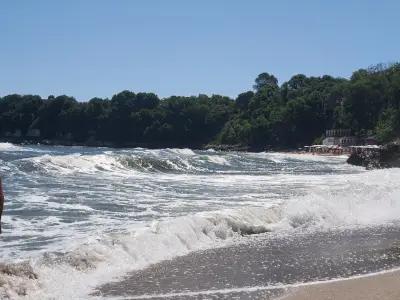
[103,267,400,300]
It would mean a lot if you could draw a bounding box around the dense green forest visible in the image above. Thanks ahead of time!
[1,63,399,149]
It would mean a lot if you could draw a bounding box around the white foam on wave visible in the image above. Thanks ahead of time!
[167,148,196,156]
[264,152,349,163]
[14,148,355,178]
[46,201,95,212]
[2,145,399,299]
[3,168,400,299]
[0,142,49,154]
[0,142,24,152]
[0,205,281,299]
[202,155,231,166]
[20,149,205,175]
[280,169,400,229]
[24,153,127,175]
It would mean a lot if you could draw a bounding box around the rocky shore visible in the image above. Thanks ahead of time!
[347,140,400,169]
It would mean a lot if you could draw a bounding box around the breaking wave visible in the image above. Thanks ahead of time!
[2,144,397,298]
[10,148,351,176]
[0,142,25,152]
[1,167,400,299]
[18,153,126,175]
[0,206,281,299]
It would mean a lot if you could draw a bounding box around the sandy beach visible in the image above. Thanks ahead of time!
[281,269,400,300]
[93,225,400,299]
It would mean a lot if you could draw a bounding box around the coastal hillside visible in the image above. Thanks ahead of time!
[1,63,399,149]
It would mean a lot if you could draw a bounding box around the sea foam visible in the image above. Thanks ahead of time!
[1,146,398,299]
[2,168,400,299]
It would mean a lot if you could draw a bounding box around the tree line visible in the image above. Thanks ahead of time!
[1,63,399,149]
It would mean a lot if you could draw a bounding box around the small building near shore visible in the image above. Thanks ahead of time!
[322,129,358,147]
[305,129,381,155]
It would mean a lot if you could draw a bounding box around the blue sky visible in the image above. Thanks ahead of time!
[1,1,399,100]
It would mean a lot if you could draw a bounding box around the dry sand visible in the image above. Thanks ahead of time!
[281,269,400,300]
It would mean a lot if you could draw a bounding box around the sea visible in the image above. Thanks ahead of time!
[0,142,399,299]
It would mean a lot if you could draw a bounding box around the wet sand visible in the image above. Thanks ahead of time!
[281,269,400,300]
[93,225,400,299]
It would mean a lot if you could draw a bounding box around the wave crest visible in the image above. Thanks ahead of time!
[0,142,24,152]
[2,168,400,299]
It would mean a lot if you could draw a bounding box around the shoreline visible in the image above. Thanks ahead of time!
[1,138,347,155]
[280,268,400,300]
[93,225,400,299]
[0,138,254,152]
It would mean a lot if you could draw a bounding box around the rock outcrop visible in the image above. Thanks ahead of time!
[347,141,400,169]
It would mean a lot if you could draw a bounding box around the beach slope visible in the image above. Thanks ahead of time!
[281,270,400,300]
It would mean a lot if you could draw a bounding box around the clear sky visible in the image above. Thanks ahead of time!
[1,1,399,101]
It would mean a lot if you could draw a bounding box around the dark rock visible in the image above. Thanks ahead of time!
[347,149,381,169]
[347,141,400,169]
[380,142,400,168]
